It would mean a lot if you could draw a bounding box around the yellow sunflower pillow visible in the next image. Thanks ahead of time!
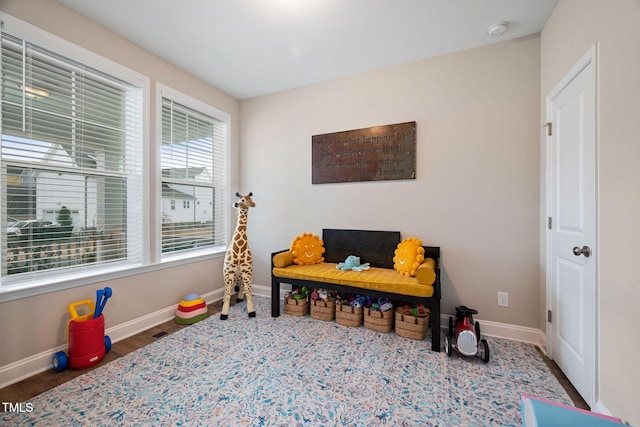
[393,237,425,277]
[290,233,326,265]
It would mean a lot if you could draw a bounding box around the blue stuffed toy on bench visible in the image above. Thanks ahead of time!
[337,255,370,271]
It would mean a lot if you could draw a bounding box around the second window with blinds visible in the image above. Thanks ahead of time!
[158,85,230,259]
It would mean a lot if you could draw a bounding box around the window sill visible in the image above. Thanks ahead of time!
[0,249,225,303]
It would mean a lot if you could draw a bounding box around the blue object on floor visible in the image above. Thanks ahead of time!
[521,394,623,426]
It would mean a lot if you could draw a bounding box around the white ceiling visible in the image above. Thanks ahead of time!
[57,0,558,100]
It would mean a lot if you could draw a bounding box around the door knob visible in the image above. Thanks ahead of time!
[572,246,591,257]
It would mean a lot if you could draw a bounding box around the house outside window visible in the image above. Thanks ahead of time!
[158,85,229,257]
[0,26,144,288]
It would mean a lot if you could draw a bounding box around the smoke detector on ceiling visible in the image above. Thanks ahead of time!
[488,21,510,37]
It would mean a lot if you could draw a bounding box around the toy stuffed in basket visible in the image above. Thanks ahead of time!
[53,287,112,372]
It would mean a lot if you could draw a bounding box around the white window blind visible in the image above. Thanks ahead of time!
[1,31,143,283]
[161,97,227,256]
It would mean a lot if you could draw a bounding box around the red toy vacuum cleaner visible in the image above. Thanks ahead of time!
[53,287,112,372]
[445,305,490,363]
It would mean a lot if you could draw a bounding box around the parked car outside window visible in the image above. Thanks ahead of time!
[6,220,54,239]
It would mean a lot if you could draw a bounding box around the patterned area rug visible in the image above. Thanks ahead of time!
[2,297,571,426]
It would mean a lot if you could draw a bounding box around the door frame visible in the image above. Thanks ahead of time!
[544,44,599,406]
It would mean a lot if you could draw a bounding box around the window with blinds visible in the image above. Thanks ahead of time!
[160,95,228,257]
[1,31,143,283]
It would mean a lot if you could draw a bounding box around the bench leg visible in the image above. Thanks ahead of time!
[271,277,280,317]
[431,302,441,352]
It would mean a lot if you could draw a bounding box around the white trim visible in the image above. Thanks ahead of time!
[0,12,234,304]
[251,283,272,298]
[0,345,67,390]
[456,316,546,348]
[271,286,548,348]
[1,286,555,390]
[0,11,152,302]
[156,83,231,123]
[154,82,232,264]
[141,77,152,267]
[0,249,225,303]
[544,44,599,408]
[1,295,621,419]
[0,288,225,389]
[593,400,615,418]
[106,288,225,343]
[0,12,148,98]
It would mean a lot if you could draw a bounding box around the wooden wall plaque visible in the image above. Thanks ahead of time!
[312,121,416,184]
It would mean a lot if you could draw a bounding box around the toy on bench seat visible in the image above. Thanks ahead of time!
[337,255,370,271]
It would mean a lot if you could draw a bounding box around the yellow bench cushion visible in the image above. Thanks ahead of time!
[272,262,434,298]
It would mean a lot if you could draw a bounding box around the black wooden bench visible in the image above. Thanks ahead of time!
[271,229,441,351]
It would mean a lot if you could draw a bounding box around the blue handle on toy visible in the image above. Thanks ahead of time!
[93,287,112,319]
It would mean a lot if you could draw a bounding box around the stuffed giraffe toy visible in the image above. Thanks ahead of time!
[220,192,256,320]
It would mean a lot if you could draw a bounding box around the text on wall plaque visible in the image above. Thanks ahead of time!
[312,121,416,184]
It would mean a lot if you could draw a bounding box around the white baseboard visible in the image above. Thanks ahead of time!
[442,315,547,349]
[270,288,548,348]
[251,284,272,298]
[2,288,549,390]
[593,400,614,417]
[0,344,68,390]
[0,288,225,390]
[270,291,547,348]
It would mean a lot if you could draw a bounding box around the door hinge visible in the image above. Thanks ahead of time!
[547,310,552,323]
[548,217,552,230]
[543,122,552,136]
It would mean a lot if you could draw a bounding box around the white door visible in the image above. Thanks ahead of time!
[546,46,597,408]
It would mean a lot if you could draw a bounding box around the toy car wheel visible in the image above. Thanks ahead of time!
[445,316,454,357]
[475,321,481,341]
[444,334,453,357]
[53,351,68,372]
[105,335,112,353]
[479,338,490,363]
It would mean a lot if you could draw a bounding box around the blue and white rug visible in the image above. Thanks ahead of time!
[2,297,571,426]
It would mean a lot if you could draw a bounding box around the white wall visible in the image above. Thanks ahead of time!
[541,0,640,424]
[240,36,542,328]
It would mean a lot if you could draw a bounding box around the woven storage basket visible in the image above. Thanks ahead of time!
[310,299,335,321]
[284,297,309,316]
[335,304,363,327]
[395,309,430,340]
[363,308,394,333]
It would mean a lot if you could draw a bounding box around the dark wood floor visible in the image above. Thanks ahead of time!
[0,298,588,411]
[537,348,590,410]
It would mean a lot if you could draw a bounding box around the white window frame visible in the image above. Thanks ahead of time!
[0,14,233,304]
[0,13,150,302]
[155,83,230,263]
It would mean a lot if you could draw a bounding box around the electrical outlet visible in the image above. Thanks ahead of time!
[498,292,509,307]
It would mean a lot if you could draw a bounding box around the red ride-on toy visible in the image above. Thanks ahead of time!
[445,305,490,363]
[53,287,112,372]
